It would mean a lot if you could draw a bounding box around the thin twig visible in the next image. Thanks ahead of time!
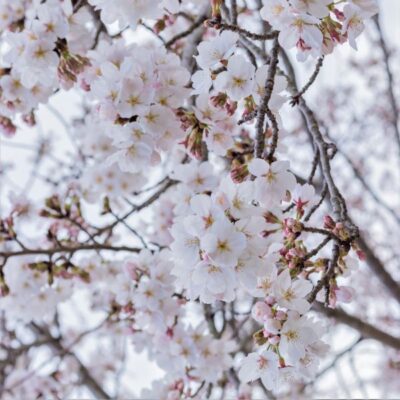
[254,38,279,159]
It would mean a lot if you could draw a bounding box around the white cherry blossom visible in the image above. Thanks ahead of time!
[291,0,331,19]
[279,314,319,363]
[201,222,247,268]
[195,31,239,70]
[214,55,256,101]
[273,269,312,313]
[278,13,324,60]
[238,350,280,391]
[249,159,296,206]
[342,4,366,50]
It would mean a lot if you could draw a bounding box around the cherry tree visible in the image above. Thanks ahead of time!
[0,0,399,398]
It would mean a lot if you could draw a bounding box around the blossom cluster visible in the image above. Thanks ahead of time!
[0,0,380,397]
[0,0,92,134]
[169,160,331,386]
[88,0,207,30]
[260,0,379,60]
[74,38,191,197]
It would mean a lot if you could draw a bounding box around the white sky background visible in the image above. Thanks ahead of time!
[0,1,399,398]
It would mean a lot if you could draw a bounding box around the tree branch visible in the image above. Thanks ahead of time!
[314,304,400,350]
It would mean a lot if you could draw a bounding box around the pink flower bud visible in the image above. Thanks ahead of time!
[356,250,366,261]
[288,261,297,269]
[0,116,17,137]
[268,335,280,345]
[80,79,90,91]
[334,8,345,21]
[324,215,335,230]
[22,112,36,127]
[262,329,271,338]
[230,162,249,183]
[275,310,287,321]
[265,295,276,306]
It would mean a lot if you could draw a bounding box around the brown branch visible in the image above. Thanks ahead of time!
[304,184,327,222]
[181,5,211,74]
[314,303,400,350]
[303,236,332,261]
[308,243,339,303]
[0,244,142,260]
[238,109,257,125]
[255,38,279,159]
[291,56,324,105]
[339,149,400,225]
[373,14,400,156]
[141,22,166,45]
[298,100,346,222]
[165,13,208,48]
[96,178,176,237]
[31,324,111,399]
[217,22,278,41]
[307,337,363,387]
[356,233,400,303]
[230,0,238,25]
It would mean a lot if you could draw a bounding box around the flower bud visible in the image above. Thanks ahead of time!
[58,43,91,88]
[182,126,205,160]
[0,116,16,137]
[275,310,287,321]
[265,295,276,306]
[22,111,36,127]
[356,250,366,261]
[154,18,167,34]
[210,92,228,109]
[324,215,335,230]
[230,161,249,183]
[268,335,280,345]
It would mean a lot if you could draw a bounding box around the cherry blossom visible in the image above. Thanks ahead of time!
[279,314,319,363]
[201,221,247,267]
[0,0,387,398]
[248,159,296,206]
[342,4,367,50]
[238,350,280,391]
[273,269,312,314]
[291,0,331,19]
[195,31,239,70]
[214,55,256,101]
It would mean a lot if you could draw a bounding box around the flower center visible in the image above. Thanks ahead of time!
[128,95,139,106]
[258,356,268,369]
[265,170,276,183]
[232,76,246,88]
[272,5,284,15]
[283,288,295,301]
[203,214,214,228]
[207,265,221,274]
[258,277,272,292]
[34,47,47,59]
[145,112,157,123]
[217,240,230,252]
[284,329,299,342]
